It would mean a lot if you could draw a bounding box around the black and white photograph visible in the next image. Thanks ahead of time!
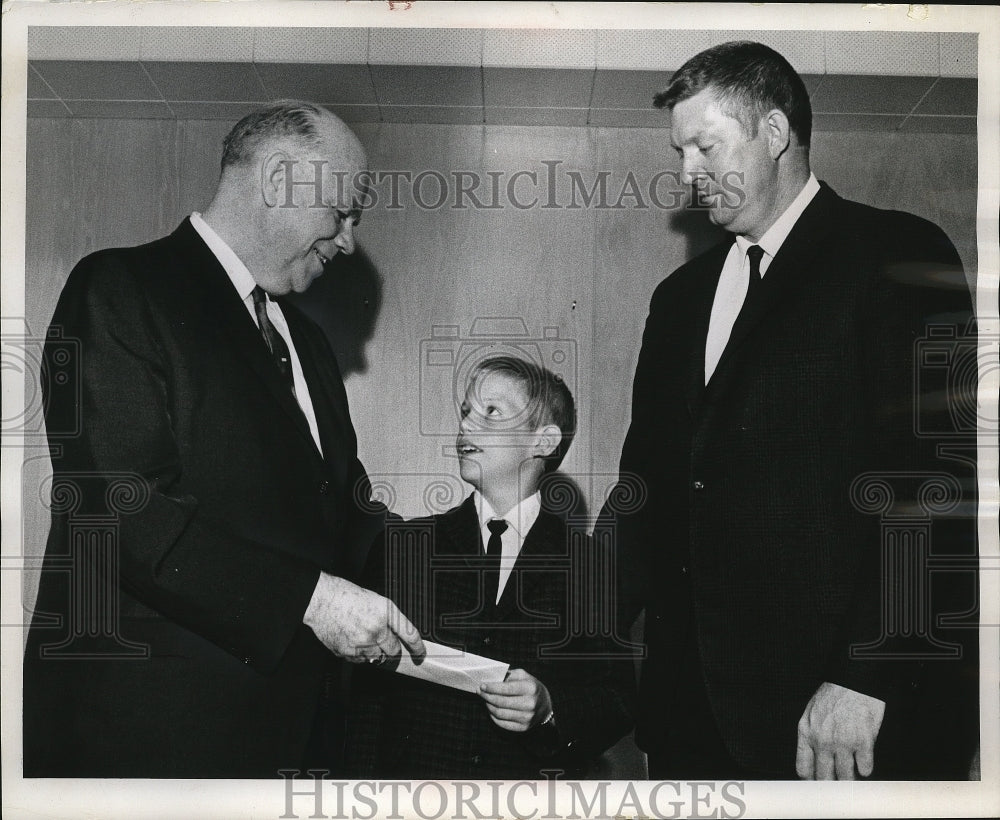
[2,2,998,818]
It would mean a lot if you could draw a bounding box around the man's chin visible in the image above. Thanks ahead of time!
[707,206,736,229]
[291,270,323,294]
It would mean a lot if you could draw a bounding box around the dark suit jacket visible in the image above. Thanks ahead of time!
[608,182,978,777]
[346,495,635,780]
[23,219,385,778]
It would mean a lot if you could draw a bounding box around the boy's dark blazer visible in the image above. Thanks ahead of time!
[23,219,385,778]
[347,494,635,780]
[609,182,979,777]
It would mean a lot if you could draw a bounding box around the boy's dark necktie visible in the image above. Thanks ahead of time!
[484,519,508,607]
[252,286,296,397]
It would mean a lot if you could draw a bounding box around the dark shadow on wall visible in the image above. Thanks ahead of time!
[539,471,590,520]
[287,248,383,378]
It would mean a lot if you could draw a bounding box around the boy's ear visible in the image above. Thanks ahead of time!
[534,424,562,459]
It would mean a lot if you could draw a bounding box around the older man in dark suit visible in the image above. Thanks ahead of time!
[23,101,424,778]
[607,42,978,780]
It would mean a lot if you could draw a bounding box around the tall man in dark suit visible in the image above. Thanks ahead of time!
[23,101,424,778]
[607,42,978,780]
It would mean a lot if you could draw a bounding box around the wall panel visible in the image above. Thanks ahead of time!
[23,116,980,536]
[23,115,979,541]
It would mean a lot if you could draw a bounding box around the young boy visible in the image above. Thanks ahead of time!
[347,355,634,779]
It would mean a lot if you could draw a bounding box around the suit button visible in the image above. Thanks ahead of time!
[471,755,482,766]
[692,480,705,491]
[681,566,689,574]
[482,636,493,647]
[319,480,330,495]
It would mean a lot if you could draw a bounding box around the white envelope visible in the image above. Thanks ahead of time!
[391,640,509,693]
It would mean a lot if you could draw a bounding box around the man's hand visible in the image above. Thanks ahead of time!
[302,572,425,664]
[479,668,553,732]
[796,681,885,780]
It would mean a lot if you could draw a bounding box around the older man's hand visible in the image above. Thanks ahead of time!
[796,681,885,779]
[303,572,425,664]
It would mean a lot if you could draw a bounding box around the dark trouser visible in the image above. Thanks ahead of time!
[645,632,783,781]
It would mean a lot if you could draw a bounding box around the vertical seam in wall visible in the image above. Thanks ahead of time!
[251,63,269,104]
[365,28,384,124]
[589,123,599,508]
[585,31,598,127]
[479,33,486,124]
[587,25,600,490]
[479,64,486,124]
[136,28,174,118]
[585,66,597,127]
[249,28,263,102]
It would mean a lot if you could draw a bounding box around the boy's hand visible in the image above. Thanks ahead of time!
[479,668,553,732]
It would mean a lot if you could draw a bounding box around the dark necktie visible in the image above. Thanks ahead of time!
[251,286,296,396]
[744,244,765,308]
[484,519,508,607]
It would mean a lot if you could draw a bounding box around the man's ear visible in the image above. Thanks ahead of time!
[764,108,791,160]
[534,424,562,459]
[260,150,290,208]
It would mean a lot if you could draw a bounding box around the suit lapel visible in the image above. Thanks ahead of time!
[280,305,352,477]
[175,220,324,461]
[437,498,562,622]
[437,495,482,561]
[494,510,567,619]
[705,183,840,400]
[685,242,733,417]
[432,497,491,631]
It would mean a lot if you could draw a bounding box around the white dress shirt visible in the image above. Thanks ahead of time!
[474,490,542,604]
[704,173,821,383]
[190,212,324,455]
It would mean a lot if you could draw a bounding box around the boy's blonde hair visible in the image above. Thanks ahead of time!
[469,355,576,473]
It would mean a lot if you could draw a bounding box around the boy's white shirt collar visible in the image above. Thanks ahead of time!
[473,490,541,545]
[473,489,542,603]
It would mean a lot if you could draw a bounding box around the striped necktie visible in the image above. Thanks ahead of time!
[251,286,296,397]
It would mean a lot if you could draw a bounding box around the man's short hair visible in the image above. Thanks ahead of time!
[220,100,327,172]
[470,355,576,473]
[654,40,812,148]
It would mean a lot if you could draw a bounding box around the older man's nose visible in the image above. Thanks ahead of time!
[680,156,705,187]
[333,220,356,256]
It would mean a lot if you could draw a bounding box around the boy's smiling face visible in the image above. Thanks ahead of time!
[456,369,554,509]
